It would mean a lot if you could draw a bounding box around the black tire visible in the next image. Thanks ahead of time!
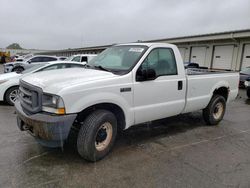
[203,95,226,125]
[12,66,24,73]
[77,110,117,162]
[5,86,19,105]
[247,87,250,99]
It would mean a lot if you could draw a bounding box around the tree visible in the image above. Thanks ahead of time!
[6,43,23,49]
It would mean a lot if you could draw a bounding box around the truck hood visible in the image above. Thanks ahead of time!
[21,68,118,93]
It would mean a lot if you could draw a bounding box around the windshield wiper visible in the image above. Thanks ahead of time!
[84,64,112,73]
[93,65,111,72]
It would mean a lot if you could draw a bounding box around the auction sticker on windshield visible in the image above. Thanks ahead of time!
[129,48,144,53]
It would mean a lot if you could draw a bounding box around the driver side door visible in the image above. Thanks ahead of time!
[133,48,186,124]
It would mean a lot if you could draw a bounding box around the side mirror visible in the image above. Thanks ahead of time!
[27,60,31,64]
[136,68,156,81]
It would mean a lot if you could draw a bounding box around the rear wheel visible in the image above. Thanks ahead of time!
[12,66,24,73]
[5,86,19,105]
[247,87,250,98]
[203,95,226,125]
[77,110,117,162]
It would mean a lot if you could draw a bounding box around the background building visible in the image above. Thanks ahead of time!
[37,29,250,71]
[0,48,48,57]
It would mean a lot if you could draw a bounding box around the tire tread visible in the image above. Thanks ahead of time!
[77,109,117,161]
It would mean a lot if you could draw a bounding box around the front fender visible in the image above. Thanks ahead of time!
[65,92,134,128]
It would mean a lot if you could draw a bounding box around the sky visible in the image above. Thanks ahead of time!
[0,0,250,50]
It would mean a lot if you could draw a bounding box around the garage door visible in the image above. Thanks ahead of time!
[212,45,234,70]
[241,44,250,69]
[190,47,207,66]
[178,47,187,61]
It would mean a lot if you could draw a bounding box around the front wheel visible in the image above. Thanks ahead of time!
[12,66,24,73]
[203,95,226,125]
[5,86,19,105]
[77,110,117,162]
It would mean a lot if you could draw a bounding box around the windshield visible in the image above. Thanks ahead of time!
[240,67,250,74]
[22,63,48,74]
[88,45,148,73]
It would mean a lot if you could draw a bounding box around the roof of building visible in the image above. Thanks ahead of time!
[147,28,250,43]
[38,28,250,54]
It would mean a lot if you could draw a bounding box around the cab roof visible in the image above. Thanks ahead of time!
[117,42,176,48]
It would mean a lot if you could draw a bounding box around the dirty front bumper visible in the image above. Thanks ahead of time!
[15,101,77,147]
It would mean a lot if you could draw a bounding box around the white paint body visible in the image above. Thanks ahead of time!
[21,43,239,129]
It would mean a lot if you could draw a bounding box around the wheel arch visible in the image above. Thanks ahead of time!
[75,102,126,132]
[213,86,229,101]
[12,65,24,72]
[209,80,230,102]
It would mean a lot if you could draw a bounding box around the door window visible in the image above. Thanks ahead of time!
[81,56,88,62]
[138,48,177,78]
[29,57,43,63]
[29,56,57,63]
[42,57,57,62]
[38,65,60,72]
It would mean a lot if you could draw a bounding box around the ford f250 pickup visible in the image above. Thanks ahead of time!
[15,43,239,161]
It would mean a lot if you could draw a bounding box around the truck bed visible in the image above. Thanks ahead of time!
[183,68,239,114]
[187,68,237,75]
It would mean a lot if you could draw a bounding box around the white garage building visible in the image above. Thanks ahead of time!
[148,29,250,71]
[39,29,250,71]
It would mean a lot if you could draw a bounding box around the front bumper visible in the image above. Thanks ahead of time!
[15,100,77,147]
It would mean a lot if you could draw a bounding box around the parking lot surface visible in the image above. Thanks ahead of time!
[0,64,250,187]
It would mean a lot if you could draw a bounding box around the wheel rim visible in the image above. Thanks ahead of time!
[95,122,113,151]
[9,89,19,104]
[15,68,23,73]
[213,102,224,120]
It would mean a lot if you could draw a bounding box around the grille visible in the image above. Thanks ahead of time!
[19,80,43,114]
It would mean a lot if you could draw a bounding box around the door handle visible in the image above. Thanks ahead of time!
[178,81,183,90]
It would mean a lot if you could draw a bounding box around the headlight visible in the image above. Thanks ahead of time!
[42,93,65,115]
[0,80,8,84]
[245,81,249,87]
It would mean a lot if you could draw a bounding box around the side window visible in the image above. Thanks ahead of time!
[48,57,57,62]
[81,56,88,62]
[59,57,66,60]
[72,56,81,62]
[41,57,57,62]
[139,48,177,77]
[39,65,59,71]
[67,64,84,68]
[29,57,43,63]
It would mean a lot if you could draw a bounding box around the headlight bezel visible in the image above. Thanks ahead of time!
[42,93,65,114]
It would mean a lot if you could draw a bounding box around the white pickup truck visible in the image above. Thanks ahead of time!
[15,43,239,161]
